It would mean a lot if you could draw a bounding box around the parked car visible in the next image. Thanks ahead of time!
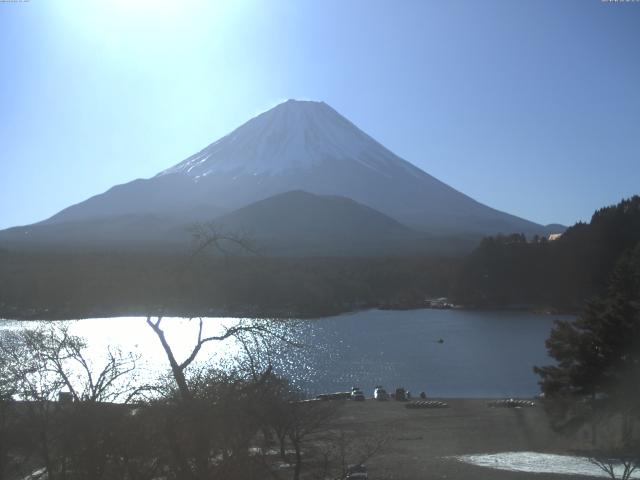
[374,386,389,400]
[395,387,407,401]
[351,388,365,401]
[346,463,368,479]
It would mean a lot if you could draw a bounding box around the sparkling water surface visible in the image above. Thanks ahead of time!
[1,308,571,397]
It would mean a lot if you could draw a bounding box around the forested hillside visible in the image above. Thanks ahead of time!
[0,251,457,319]
[452,196,640,309]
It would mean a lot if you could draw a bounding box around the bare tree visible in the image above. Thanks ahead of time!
[318,429,388,480]
[20,325,140,403]
[0,330,36,479]
[284,400,340,480]
[143,224,352,480]
[146,316,295,402]
[589,455,638,480]
[9,325,143,480]
[588,419,639,480]
[147,220,274,401]
[189,221,259,259]
[145,314,306,480]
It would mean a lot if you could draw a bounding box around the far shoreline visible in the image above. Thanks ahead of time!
[0,303,579,322]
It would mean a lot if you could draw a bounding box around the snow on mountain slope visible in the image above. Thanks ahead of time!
[158,99,422,179]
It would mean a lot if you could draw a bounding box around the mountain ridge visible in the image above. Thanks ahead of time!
[210,190,426,256]
[0,190,431,256]
[3,99,564,254]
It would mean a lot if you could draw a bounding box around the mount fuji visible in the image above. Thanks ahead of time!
[1,100,561,254]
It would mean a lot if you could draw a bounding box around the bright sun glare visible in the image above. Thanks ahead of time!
[54,0,232,58]
[108,0,186,17]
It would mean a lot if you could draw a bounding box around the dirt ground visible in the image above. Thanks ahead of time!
[330,398,596,480]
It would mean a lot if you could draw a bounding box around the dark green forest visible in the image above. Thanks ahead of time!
[0,251,457,319]
[452,196,640,309]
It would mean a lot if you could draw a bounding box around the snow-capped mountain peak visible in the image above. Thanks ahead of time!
[37,99,555,241]
[158,99,420,179]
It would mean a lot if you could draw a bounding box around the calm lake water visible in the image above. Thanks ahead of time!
[0,309,572,398]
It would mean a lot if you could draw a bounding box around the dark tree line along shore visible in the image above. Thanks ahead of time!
[0,196,638,319]
[0,253,457,319]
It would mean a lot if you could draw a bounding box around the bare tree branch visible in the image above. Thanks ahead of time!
[188,221,260,260]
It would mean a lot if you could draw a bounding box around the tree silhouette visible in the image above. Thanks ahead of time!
[534,244,640,478]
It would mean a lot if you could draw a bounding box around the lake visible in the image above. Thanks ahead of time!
[0,308,571,398]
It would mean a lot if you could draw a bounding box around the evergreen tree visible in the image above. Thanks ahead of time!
[534,243,640,442]
[453,196,640,308]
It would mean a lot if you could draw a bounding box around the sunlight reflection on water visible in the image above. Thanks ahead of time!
[1,309,569,397]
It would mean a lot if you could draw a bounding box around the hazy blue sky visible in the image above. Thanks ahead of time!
[1,0,639,229]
